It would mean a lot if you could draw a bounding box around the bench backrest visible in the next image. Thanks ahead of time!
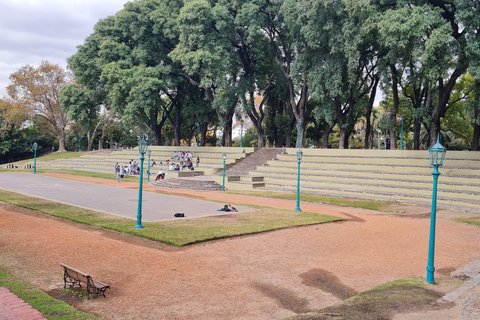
[62,264,90,284]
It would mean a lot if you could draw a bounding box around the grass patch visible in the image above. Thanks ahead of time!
[0,269,101,319]
[228,190,393,211]
[454,216,480,227]
[18,152,85,162]
[287,277,455,320]
[0,189,344,247]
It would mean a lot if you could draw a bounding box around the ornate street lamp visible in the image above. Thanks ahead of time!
[136,136,148,229]
[295,148,303,211]
[295,118,303,211]
[401,114,405,150]
[33,142,38,174]
[426,135,446,284]
[240,120,244,148]
[222,152,227,191]
[147,149,152,183]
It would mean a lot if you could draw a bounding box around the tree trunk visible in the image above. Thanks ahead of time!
[223,108,235,147]
[322,125,332,148]
[413,120,421,150]
[339,128,347,149]
[472,106,479,151]
[87,131,93,151]
[365,76,379,149]
[57,127,66,152]
[389,64,400,150]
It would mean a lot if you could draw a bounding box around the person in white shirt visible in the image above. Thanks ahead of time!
[156,169,165,181]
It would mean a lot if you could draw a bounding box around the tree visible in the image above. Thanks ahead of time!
[6,61,71,152]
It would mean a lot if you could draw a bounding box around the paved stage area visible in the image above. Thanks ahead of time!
[0,173,253,222]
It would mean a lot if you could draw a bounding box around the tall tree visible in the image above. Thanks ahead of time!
[6,61,71,152]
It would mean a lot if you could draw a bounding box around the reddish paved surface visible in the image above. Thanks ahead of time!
[0,287,46,320]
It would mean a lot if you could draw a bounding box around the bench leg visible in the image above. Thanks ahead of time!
[63,272,82,289]
[87,283,107,299]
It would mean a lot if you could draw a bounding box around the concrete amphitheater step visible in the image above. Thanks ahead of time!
[149,177,223,191]
[220,148,480,214]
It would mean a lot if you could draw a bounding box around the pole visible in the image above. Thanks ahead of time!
[222,156,226,191]
[426,165,440,284]
[401,115,404,150]
[298,118,302,148]
[295,118,302,211]
[136,152,145,229]
[78,133,82,152]
[33,143,37,174]
[295,158,301,211]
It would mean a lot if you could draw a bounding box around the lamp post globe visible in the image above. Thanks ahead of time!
[222,152,227,191]
[426,135,446,284]
[136,136,148,229]
[33,142,38,174]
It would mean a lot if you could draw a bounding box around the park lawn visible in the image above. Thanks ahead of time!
[228,190,394,211]
[0,189,344,247]
[454,215,480,227]
[0,269,101,320]
[19,151,85,162]
[287,276,460,320]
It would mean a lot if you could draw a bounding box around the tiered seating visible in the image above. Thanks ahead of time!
[21,146,256,177]
[224,148,480,214]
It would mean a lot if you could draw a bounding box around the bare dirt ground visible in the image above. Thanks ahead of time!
[1,172,479,320]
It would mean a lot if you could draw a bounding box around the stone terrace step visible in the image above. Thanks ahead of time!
[149,178,222,191]
[224,148,480,214]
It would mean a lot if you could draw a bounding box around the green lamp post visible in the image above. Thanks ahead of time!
[401,114,405,150]
[295,118,303,211]
[147,149,151,183]
[136,136,148,229]
[33,142,38,174]
[222,152,226,191]
[426,135,446,284]
[295,148,303,211]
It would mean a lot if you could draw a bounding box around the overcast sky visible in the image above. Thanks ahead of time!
[0,0,129,98]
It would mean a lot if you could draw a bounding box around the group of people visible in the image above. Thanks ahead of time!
[114,160,141,182]
[170,151,200,169]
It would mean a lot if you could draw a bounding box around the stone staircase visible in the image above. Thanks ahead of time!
[215,147,286,176]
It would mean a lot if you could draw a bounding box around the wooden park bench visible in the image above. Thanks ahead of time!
[61,263,110,299]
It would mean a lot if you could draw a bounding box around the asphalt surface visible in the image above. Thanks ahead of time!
[0,173,253,222]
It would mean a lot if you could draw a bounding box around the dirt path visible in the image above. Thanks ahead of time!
[1,172,479,319]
